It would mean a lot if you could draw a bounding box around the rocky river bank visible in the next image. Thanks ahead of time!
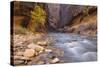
[11,33,97,66]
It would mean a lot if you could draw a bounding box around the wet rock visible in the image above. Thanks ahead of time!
[51,58,60,63]
[24,49,35,58]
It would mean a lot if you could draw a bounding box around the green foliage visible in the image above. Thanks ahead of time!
[29,5,46,33]
[31,5,46,25]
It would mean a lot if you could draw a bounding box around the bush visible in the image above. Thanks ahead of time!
[27,5,46,33]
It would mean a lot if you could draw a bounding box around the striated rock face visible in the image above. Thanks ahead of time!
[46,4,60,31]
[46,4,84,30]
[69,9,97,36]
[46,3,97,33]
[46,3,97,36]
[59,5,83,28]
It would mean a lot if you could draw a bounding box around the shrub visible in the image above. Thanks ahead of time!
[27,5,46,33]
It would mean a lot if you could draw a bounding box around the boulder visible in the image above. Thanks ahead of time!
[24,49,35,58]
[28,43,44,53]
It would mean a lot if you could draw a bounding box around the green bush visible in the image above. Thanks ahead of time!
[28,5,46,33]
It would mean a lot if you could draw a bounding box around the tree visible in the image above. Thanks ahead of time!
[27,5,47,33]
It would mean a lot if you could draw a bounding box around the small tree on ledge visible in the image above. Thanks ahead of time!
[27,5,47,33]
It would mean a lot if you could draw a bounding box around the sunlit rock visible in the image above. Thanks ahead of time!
[51,58,60,63]
[24,49,35,58]
[28,43,44,54]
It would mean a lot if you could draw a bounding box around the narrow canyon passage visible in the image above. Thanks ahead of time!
[11,1,97,65]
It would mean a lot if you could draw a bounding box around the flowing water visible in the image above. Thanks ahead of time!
[46,33,97,62]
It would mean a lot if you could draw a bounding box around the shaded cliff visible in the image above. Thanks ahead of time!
[46,3,97,36]
[46,4,84,31]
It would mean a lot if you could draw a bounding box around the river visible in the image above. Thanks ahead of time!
[46,33,97,63]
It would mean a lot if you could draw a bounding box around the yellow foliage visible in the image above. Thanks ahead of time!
[27,5,46,33]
